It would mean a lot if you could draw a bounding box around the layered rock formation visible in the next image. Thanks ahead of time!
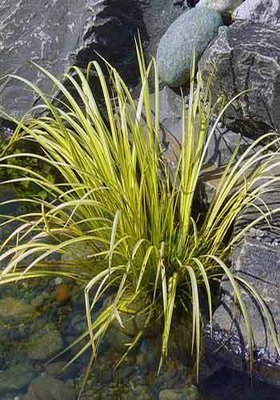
[199,21,280,137]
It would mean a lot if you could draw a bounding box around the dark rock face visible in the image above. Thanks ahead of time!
[139,0,185,58]
[0,0,100,118]
[207,229,280,386]
[234,0,280,27]
[0,0,147,120]
[199,21,280,137]
[0,0,194,124]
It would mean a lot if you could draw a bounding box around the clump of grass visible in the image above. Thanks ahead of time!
[0,46,279,387]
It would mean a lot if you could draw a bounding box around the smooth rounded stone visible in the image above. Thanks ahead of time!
[22,376,76,400]
[199,21,280,137]
[0,363,36,395]
[197,0,243,14]
[0,297,38,324]
[26,323,63,361]
[156,7,223,87]
[159,385,201,400]
[233,0,280,27]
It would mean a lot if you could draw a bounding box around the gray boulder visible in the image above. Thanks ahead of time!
[199,21,280,137]
[207,229,280,386]
[233,0,280,27]
[156,7,223,87]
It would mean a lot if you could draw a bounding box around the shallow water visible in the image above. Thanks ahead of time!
[0,187,279,400]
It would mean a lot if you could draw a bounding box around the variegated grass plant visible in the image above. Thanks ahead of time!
[0,47,279,386]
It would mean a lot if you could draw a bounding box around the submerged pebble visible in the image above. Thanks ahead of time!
[26,323,63,361]
[0,363,36,395]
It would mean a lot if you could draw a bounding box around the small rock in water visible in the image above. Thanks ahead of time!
[45,361,67,377]
[0,297,38,324]
[23,376,76,400]
[31,295,45,308]
[26,323,63,361]
[69,310,87,334]
[0,363,36,395]
[54,277,63,286]
[156,7,223,87]
[105,325,131,354]
[54,284,73,303]
[159,385,201,400]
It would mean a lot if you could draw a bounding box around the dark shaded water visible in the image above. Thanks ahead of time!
[201,368,280,400]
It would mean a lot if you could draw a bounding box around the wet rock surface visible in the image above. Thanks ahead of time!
[0,267,278,399]
[199,21,280,137]
[208,229,280,386]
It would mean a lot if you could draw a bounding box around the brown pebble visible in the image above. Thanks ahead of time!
[54,284,73,303]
